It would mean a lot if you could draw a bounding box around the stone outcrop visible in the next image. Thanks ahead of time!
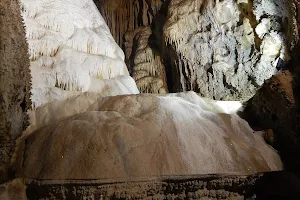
[244,63,300,176]
[245,71,299,147]
[0,0,31,183]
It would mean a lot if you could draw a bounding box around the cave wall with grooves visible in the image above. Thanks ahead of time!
[0,0,31,183]
[94,0,169,93]
[95,0,298,101]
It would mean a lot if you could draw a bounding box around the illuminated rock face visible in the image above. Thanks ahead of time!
[164,0,297,100]
[18,92,282,180]
[21,0,138,107]
[97,0,298,100]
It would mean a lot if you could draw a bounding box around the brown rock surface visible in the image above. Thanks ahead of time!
[245,71,299,147]
[0,179,26,200]
[0,0,31,183]
[244,70,300,175]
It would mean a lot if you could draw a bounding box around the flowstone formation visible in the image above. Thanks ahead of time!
[97,0,298,100]
[17,92,282,180]
[13,0,284,183]
[21,0,138,108]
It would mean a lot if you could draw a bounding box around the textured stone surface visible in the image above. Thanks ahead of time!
[20,0,134,107]
[163,0,297,100]
[0,179,26,200]
[97,0,298,100]
[16,92,282,180]
[244,69,300,176]
[245,71,297,144]
[24,172,300,200]
[131,26,168,93]
[0,0,31,183]
[25,175,257,199]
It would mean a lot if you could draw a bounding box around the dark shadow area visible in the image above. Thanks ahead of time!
[253,171,300,200]
[148,0,182,93]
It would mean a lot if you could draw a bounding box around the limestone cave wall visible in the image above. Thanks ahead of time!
[0,0,31,183]
[96,0,298,101]
[94,0,169,93]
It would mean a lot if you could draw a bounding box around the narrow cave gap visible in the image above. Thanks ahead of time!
[129,34,139,76]
[147,11,152,25]
[93,0,183,92]
[147,0,183,92]
[138,0,144,26]
[145,0,155,19]
[184,63,193,91]
[162,46,182,92]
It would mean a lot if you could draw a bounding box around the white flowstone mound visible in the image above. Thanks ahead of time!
[18,92,282,180]
[17,0,282,181]
[21,0,138,107]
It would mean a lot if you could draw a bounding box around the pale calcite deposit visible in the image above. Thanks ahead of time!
[18,92,282,180]
[20,0,138,107]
